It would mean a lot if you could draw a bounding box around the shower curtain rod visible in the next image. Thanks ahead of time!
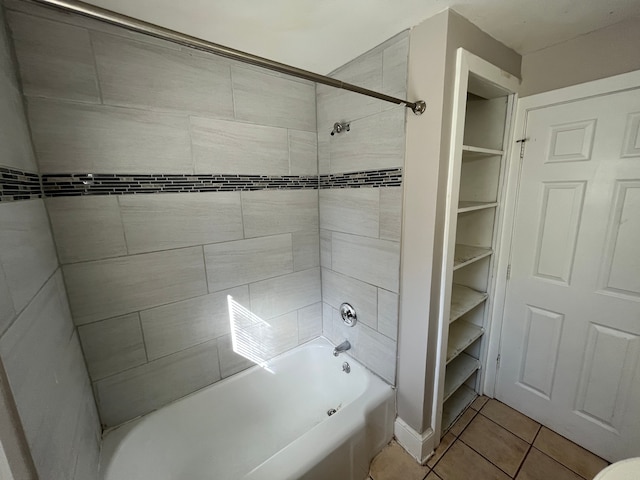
[30,0,427,115]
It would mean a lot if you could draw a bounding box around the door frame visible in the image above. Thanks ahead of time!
[484,69,640,397]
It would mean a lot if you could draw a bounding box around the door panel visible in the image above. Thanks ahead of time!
[497,88,640,462]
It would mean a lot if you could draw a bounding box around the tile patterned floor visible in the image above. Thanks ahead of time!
[369,397,609,480]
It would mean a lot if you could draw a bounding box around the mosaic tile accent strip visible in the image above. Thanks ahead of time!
[42,173,320,196]
[41,168,402,196]
[0,167,42,202]
[319,168,402,189]
[2,168,403,200]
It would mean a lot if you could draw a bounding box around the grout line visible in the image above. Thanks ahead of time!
[513,440,534,478]
[531,423,542,444]
[93,336,220,382]
[0,266,59,338]
[115,195,131,255]
[427,435,455,473]
[186,114,197,175]
[230,66,237,120]
[87,31,104,104]
[137,312,149,362]
[458,436,521,478]
[529,447,590,480]
[290,232,296,272]
[214,336,224,379]
[477,409,534,444]
[201,245,210,293]
[456,408,537,478]
[239,191,246,239]
[287,129,292,175]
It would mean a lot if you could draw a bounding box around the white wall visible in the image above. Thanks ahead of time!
[520,16,640,97]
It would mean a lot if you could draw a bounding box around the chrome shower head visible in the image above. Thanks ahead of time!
[330,122,350,136]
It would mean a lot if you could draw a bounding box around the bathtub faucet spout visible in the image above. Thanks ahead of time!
[333,340,351,357]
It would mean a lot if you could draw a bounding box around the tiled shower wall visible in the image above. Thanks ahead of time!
[6,1,321,428]
[0,4,100,479]
[317,32,409,384]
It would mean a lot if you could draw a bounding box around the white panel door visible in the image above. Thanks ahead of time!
[497,87,640,462]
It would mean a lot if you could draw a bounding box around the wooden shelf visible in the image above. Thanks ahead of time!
[462,145,504,158]
[443,353,480,402]
[442,385,477,434]
[458,201,498,213]
[446,321,484,364]
[450,284,487,323]
[453,244,493,270]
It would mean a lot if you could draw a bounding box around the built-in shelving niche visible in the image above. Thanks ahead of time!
[438,51,518,436]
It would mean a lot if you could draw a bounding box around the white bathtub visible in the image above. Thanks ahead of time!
[99,337,395,480]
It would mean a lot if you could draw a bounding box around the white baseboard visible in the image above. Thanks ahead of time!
[393,417,435,464]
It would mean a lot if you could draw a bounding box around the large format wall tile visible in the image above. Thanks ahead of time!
[241,189,318,238]
[119,192,243,254]
[64,247,207,324]
[289,130,318,175]
[321,268,378,330]
[261,310,299,357]
[204,234,293,292]
[217,334,253,378]
[317,134,330,175]
[232,67,316,132]
[191,116,289,175]
[77,313,147,380]
[292,231,320,272]
[381,34,409,98]
[331,232,400,292]
[330,107,405,173]
[355,322,396,383]
[46,196,127,264]
[28,99,192,174]
[379,187,403,241]
[7,12,100,103]
[377,288,399,340]
[298,302,322,343]
[249,268,321,319]
[92,32,234,116]
[0,264,15,334]
[95,339,220,427]
[4,0,182,53]
[316,50,383,130]
[0,271,100,479]
[0,8,37,172]
[70,393,101,480]
[140,285,249,360]
[0,200,58,313]
[320,229,332,268]
[325,305,396,384]
[0,272,73,439]
[319,188,379,237]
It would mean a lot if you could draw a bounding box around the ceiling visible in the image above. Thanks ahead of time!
[85,0,640,74]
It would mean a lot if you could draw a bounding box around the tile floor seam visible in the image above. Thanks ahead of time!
[467,413,532,477]
[533,427,608,479]
[531,423,542,443]
[426,434,455,471]
[512,441,535,479]
[529,447,590,480]
[477,410,535,446]
[457,436,524,478]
